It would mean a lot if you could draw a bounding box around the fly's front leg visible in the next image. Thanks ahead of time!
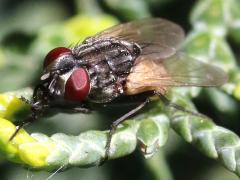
[10,96,48,141]
[20,96,31,105]
[9,103,40,141]
[100,98,150,165]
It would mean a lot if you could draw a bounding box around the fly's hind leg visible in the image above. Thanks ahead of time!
[158,93,209,120]
[100,92,209,164]
[100,98,150,165]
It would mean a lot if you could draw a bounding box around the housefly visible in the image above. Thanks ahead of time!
[10,18,228,161]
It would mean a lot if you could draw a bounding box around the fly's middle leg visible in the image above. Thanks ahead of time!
[100,98,150,165]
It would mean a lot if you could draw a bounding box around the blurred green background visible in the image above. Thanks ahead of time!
[0,0,240,179]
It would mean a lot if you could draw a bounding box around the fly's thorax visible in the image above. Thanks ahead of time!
[72,39,142,103]
[72,38,141,63]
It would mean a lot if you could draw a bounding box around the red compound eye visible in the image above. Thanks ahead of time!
[65,68,90,102]
[43,47,71,68]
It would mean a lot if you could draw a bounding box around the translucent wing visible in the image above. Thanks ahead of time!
[125,53,228,95]
[85,18,185,59]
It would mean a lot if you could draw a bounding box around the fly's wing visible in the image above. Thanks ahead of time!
[85,18,185,59]
[125,53,228,95]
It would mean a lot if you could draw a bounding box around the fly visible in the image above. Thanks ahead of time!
[9,18,228,162]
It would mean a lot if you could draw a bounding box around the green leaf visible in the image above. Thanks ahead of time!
[137,115,169,158]
[191,0,228,27]
[103,0,151,20]
[166,91,240,176]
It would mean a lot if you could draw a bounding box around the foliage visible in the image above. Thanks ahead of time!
[0,0,240,179]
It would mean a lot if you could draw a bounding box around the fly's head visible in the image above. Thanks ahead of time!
[32,47,91,113]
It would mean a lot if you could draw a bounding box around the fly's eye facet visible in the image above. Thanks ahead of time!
[43,47,71,68]
[65,68,90,102]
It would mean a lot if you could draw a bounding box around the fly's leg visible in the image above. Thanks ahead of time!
[10,97,37,141]
[8,101,48,141]
[9,87,48,141]
[100,98,150,165]
[9,114,36,141]
[9,66,72,141]
[159,94,209,119]
[20,96,31,105]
